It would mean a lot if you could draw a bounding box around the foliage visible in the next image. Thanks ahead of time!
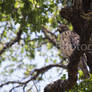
[68,74,92,92]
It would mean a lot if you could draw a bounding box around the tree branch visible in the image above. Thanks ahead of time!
[42,26,60,49]
[0,63,67,91]
[0,24,24,55]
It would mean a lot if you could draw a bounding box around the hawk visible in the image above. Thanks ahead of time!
[59,24,89,78]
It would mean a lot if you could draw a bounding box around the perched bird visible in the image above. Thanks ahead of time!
[59,24,89,78]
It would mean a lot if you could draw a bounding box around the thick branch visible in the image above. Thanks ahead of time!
[44,45,82,92]
[0,63,67,91]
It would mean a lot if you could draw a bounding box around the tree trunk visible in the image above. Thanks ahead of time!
[44,0,92,92]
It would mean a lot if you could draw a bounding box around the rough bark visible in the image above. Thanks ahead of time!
[44,0,92,92]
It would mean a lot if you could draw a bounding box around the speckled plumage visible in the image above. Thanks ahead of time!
[60,30,80,58]
[59,24,89,78]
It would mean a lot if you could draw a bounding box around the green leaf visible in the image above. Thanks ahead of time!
[45,58,49,63]
[78,70,84,79]
[53,60,57,63]
[47,43,53,49]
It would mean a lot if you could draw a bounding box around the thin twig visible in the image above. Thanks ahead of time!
[9,85,22,92]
